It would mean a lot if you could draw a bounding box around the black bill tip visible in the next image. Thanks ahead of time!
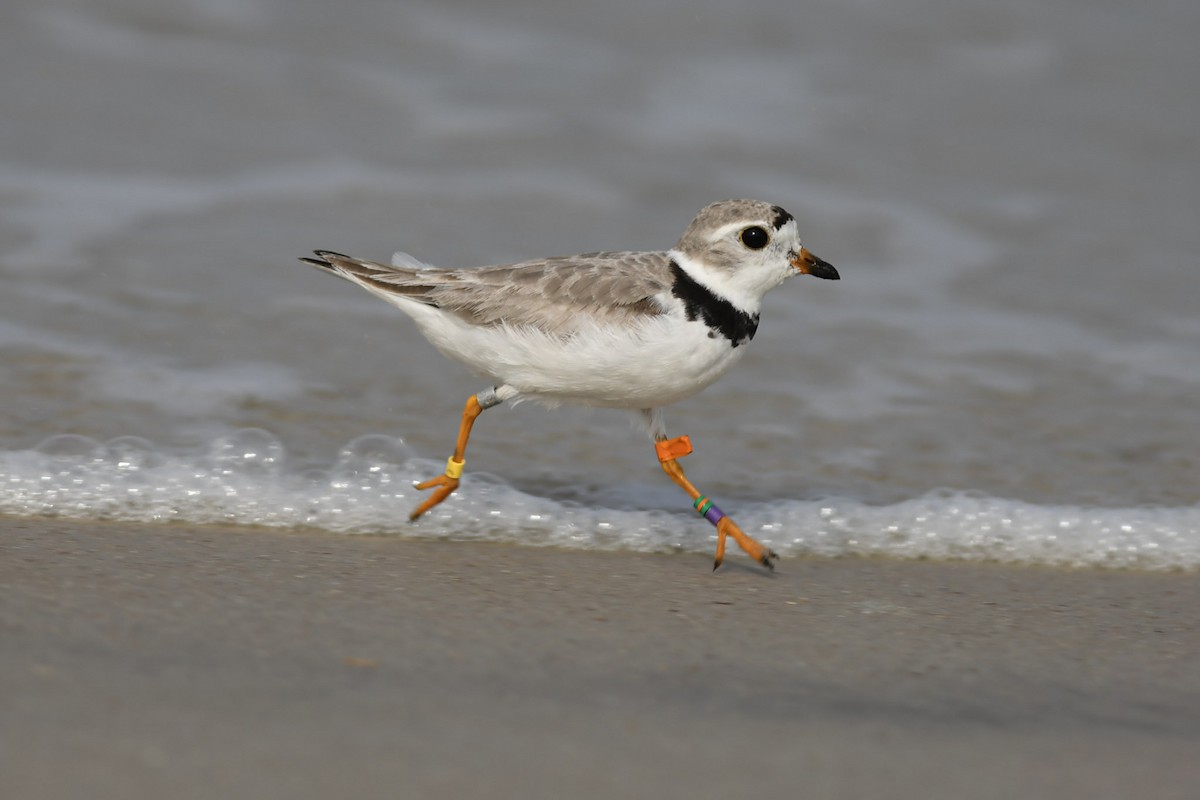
[808,257,839,281]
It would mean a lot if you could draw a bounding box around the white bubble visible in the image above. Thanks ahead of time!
[34,434,104,461]
[332,434,414,482]
[204,428,285,477]
[104,436,163,471]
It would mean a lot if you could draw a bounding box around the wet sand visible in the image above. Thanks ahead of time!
[2,516,1197,799]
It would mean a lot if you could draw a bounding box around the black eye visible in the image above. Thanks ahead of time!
[740,226,769,250]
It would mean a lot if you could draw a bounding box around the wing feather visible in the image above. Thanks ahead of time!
[303,250,675,333]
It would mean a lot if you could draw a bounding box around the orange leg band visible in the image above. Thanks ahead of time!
[655,435,693,462]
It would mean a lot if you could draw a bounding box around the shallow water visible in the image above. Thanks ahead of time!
[1,0,1198,568]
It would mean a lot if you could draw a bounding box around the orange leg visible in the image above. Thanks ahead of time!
[655,436,778,572]
[410,391,496,520]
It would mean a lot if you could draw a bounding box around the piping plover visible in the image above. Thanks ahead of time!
[302,199,838,570]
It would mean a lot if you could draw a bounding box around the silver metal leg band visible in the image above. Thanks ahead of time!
[475,386,503,409]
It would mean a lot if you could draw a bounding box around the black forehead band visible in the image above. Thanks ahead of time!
[770,206,794,230]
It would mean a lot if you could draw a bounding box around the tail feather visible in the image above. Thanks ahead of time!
[300,250,359,272]
[300,250,440,305]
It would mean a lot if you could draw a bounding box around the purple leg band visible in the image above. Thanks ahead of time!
[693,496,726,527]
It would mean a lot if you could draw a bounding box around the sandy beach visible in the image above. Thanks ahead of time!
[1,516,1196,799]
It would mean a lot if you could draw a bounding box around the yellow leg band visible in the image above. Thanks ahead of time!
[445,457,465,480]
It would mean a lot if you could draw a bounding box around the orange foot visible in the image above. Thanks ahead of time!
[409,459,463,520]
[714,517,779,572]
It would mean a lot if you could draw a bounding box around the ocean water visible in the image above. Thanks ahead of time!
[2,0,1197,569]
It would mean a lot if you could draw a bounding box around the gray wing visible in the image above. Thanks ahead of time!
[302,250,675,334]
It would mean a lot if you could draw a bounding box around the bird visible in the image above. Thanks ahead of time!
[301,199,838,570]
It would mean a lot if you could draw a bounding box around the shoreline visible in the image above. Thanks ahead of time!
[3,516,1197,799]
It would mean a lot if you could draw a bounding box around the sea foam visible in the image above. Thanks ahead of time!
[2,430,1197,571]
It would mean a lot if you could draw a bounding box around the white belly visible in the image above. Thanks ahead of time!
[404,305,746,409]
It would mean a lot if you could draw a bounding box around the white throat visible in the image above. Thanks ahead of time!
[669,249,764,314]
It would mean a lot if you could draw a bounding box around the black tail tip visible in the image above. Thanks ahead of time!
[300,250,351,269]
